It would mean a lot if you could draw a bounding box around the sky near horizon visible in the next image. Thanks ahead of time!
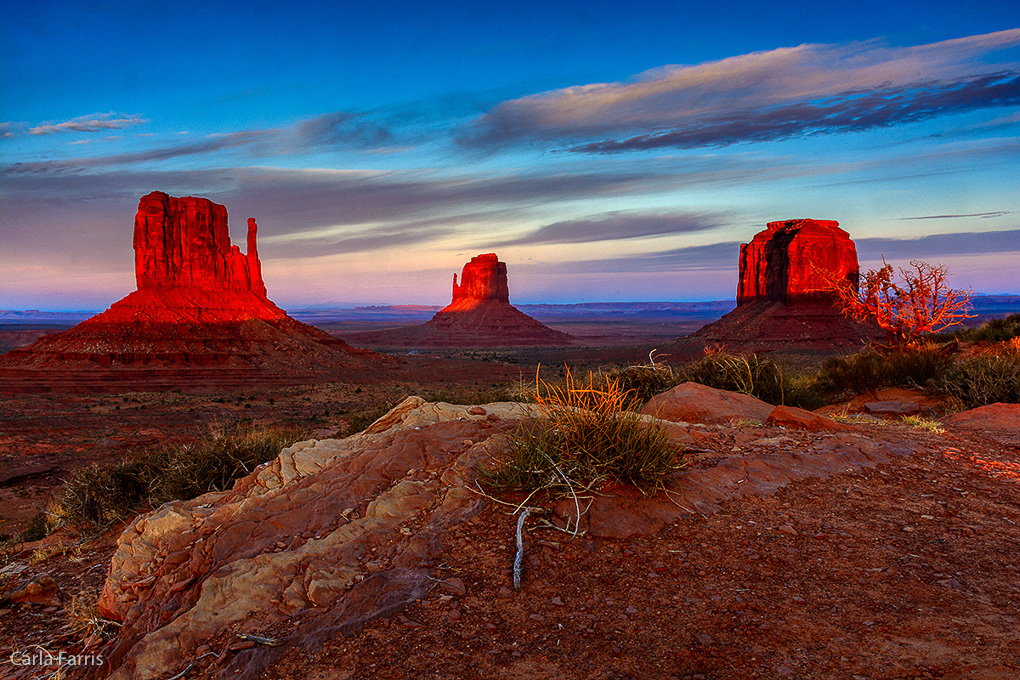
[2,1,1019,310]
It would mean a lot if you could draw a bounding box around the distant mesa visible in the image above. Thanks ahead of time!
[682,218,881,352]
[0,191,387,391]
[346,253,573,347]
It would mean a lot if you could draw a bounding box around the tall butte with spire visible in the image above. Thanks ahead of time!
[347,253,572,347]
[0,191,386,390]
[681,218,881,352]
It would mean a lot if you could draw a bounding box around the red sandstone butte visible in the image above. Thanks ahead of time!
[736,219,859,305]
[0,192,386,390]
[345,254,572,347]
[134,192,268,297]
[682,219,880,353]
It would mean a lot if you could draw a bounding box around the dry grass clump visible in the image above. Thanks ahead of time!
[65,587,120,640]
[601,355,681,405]
[814,343,955,400]
[929,353,1020,407]
[482,368,684,496]
[52,425,302,535]
[901,415,946,434]
[676,349,823,409]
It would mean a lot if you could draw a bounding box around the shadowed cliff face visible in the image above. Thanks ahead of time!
[737,219,859,305]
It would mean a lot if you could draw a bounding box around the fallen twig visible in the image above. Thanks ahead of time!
[513,507,532,590]
[166,652,217,680]
[237,633,283,646]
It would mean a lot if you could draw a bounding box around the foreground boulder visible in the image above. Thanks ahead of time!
[766,405,853,432]
[92,398,535,679]
[641,382,774,425]
[942,403,1020,431]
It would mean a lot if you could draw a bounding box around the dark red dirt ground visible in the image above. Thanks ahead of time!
[1,354,1017,679]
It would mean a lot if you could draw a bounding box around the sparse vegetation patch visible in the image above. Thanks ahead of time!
[52,425,302,534]
[482,368,684,496]
[929,353,1020,407]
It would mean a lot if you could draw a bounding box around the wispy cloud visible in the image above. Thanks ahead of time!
[28,112,147,135]
[0,130,277,172]
[898,211,1009,220]
[8,110,398,164]
[0,163,716,264]
[295,111,395,150]
[458,29,1020,152]
[495,211,723,246]
[857,228,1020,259]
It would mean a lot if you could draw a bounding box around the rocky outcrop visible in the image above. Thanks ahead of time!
[344,254,572,347]
[942,403,1020,431]
[91,398,536,679]
[640,382,774,425]
[86,391,920,678]
[679,219,880,353]
[766,405,853,432]
[736,219,859,305]
[0,193,388,387]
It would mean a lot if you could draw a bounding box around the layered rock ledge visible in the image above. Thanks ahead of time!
[87,388,932,679]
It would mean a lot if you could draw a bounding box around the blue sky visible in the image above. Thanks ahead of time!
[2,1,1018,309]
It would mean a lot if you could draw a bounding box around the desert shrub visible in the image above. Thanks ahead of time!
[53,459,155,534]
[779,374,827,411]
[602,363,681,405]
[0,511,51,548]
[146,427,301,505]
[814,352,885,398]
[53,426,302,534]
[940,313,1020,344]
[824,259,973,347]
[679,352,797,406]
[340,402,398,436]
[929,354,1020,407]
[814,344,954,400]
[482,369,684,495]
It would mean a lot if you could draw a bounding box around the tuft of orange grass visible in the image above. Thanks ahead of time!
[482,366,684,495]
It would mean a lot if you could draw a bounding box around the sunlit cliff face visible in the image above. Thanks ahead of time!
[736,219,859,306]
[441,253,511,312]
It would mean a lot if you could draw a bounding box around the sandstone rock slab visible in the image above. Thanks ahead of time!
[942,403,1020,431]
[767,405,853,432]
[640,382,773,425]
[865,401,921,416]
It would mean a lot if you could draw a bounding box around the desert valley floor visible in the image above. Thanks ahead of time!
[1,302,1019,680]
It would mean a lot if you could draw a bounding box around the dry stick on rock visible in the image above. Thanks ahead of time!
[513,507,532,590]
